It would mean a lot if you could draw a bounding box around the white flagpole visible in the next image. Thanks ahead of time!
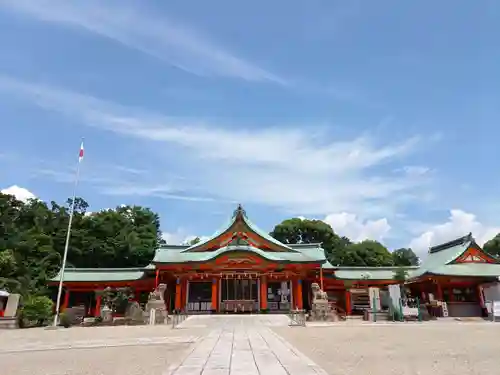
[53,140,84,327]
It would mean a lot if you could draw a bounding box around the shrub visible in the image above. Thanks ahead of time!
[59,312,71,328]
[20,295,53,326]
[97,287,134,315]
[59,307,84,326]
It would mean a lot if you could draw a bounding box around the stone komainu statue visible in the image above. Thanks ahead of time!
[145,284,168,324]
[148,283,167,302]
[309,282,338,322]
[311,282,328,302]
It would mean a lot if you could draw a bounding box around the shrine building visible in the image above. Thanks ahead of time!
[50,205,500,318]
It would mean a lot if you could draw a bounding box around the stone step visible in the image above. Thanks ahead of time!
[346,315,364,320]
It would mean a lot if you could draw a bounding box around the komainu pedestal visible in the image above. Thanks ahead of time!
[145,284,168,324]
[309,282,338,321]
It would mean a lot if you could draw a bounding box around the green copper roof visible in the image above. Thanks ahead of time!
[50,267,151,283]
[321,263,417,280]
[150,205,327,264]
[333,267,418,280]
[421,263,500,277]
[409,233,500,279]
[153,244,325,264]
[183,204,294,252]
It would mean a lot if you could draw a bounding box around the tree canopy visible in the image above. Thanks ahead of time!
[338,240,394,267]
[186,237,202,246]
[483,234,500,259]
[270,218,396,267]
[392,248,420,266]
[0,193,164,296]
[269,218,350,265]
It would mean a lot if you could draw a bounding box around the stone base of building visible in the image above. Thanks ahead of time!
[0,317,18,329]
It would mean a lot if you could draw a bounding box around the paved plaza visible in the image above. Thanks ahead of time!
[275,321,500,375]
[1,316,500,374]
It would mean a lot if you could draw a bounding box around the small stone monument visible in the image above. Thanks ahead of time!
[0,293,20,329]
[4,293,20,318]
[369,287,381,311]
[145,284,168,324]
[309,282,337,321]
[101,305,113,323]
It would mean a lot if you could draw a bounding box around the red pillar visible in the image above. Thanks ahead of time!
[175,279,182,310]
[94,294,102,317]
[320,267,324,290]
[345,289,352,315]
[211,278,218,312]
[182,279,188,310]
[295,279,303,309]
[260,276,267,310]
[62,289,70,311]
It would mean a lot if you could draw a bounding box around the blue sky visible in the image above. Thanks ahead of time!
[0,0,499,255]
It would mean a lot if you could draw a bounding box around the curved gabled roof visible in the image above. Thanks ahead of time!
[409,233,500,279]
[182,204,295,252]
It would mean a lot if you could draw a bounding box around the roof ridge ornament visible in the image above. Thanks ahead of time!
[232,203,246,219]
[429,232,474,254]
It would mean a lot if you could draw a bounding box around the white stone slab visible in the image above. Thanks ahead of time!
[166,316,327,375]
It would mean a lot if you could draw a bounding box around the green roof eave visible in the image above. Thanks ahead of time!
[333,266,419,280]
[153,245,326,264]
[50,267,150,283]
[412,264,500,278]
[243,215,294,251]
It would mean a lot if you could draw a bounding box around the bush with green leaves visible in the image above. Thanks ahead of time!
[20,295,53,326]
[59,312,72,328]
[97,286,134,314]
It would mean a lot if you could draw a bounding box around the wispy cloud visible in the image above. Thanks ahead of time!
[0,0,286,84]
[0,77,431,217]
[32,164,217,203]
[408,210,500,257]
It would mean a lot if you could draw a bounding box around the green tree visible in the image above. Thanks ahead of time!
[0,195,61,295]
[392,248,419,266]
[0,192,165,296]
[483,234,500,258]
[187,237,202,246]
[270,218,349,265]
[393,267,409,300]
[393,267,409,283]
[49,202,161,268]
[338,240,394,267]
[19,295,54,326]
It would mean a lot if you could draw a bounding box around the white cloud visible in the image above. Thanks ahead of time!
[0,0,285,84]
[1,185,36,202]
[399,166,431,177]
[409,210,500,257]
[324,212,391,242]
[0,78,431,217]
[162,230,209,245]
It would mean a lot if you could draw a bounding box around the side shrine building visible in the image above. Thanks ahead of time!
[50,205,500,319]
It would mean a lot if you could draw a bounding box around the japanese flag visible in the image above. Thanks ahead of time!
[78,141,84,162]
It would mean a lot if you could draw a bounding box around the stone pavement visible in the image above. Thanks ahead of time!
[0,335,199,355]
[166,315,327,375]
